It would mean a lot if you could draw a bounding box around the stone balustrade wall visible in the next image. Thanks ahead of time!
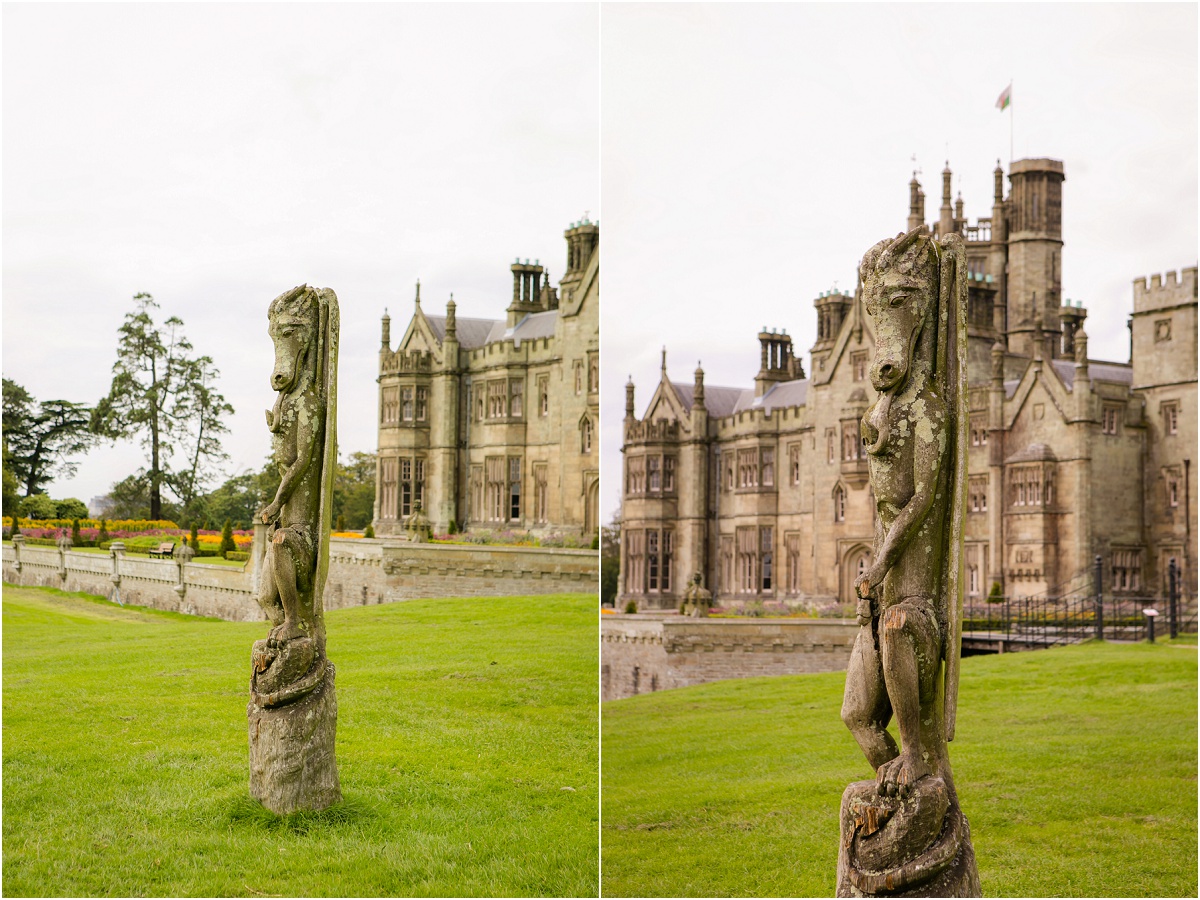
[3,538,598,621]
[602,614,859,700]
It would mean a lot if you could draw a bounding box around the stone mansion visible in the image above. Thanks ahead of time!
[374,219,599,537]
[619,157,1197,609]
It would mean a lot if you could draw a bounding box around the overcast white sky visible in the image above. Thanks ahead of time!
[600,2,1198,526]
[4,3,599,509]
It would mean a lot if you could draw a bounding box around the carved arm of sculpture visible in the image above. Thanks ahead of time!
[260,405,325,525]
[856,422,945,602]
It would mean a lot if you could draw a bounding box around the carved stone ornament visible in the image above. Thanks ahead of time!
[679,571,712,618]
[836,229,981,897]
[248,284,342,815]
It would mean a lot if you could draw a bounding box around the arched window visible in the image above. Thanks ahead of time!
[581,416,593,453]
[833,485,846,522]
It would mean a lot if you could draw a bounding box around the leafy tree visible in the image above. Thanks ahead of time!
[220,519,235,558]
[105,472,181,522]
[332,451,376,530]
[18,493,58,520]
[189,523,200,552]
[98,519,109,543]
[3,378,95,497]
[71,518,82,547]
[601,517,621,607]
[363,523,375,538]
[92,294,232,520]
[56,498,88,521]
[169,355,234,511]
[336,514,346,532]
[2,439,20,517]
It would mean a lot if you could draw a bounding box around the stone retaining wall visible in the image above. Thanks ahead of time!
[3,538,597,621]
[601,614,858,700]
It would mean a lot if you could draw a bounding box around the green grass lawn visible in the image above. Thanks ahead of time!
[3,586,598,897]
[602,641,1197,897]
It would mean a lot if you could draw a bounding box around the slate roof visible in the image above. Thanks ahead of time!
[504,310,558,345]
[425,314,501,350]
[750,379,810,412]
[667,382,752,418]
[1050,358,1134,390]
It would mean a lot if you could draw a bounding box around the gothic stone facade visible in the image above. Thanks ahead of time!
[375,220,599,536]
[620,157,1197,610]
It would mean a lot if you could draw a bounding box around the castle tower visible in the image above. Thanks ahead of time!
[907,172,925,232]
[1006,158,1065,358]
[427,296,459,531]
[990,161,1009,338]
[560,216,599,305]
[938,162,954,235]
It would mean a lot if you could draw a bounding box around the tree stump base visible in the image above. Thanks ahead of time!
[248,660,342,815]
[836,777,980,897]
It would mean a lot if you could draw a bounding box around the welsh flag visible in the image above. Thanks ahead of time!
[996,83,1012,111]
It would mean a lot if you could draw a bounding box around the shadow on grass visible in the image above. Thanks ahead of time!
[219,792,382,836]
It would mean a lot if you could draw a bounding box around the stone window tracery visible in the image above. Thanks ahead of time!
[1102,405,1120,435]
[851,351,868,382]
[508,456,521,520]
[1111,549,1142,592]
[379,457,397,520]
[485,456,505,521]
[402,387,414,421]
[1165,466,1182,508]
[1163,401,1179,436]
[833,484,846,522]
[761,448,775,487]
[416,387,427,421]
[789,444,801,485]
[786,532,801,593]
[626,455,644,495]
[738,449,759,488]
[510,380,523,418]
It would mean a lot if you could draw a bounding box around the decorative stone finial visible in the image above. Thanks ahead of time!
[446,295,457,341]
[625,376,635,417]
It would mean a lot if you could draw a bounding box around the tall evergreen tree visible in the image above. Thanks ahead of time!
[2,378,95,497]
[92,294,233,520]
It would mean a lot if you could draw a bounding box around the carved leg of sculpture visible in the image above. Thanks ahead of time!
[842,626,899,771]
[269,531,305,644]
[877,603,939,796]
[256,544,284,625]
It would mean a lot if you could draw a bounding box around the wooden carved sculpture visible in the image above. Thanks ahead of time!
[835,229,980,897]
[248,284,342,815]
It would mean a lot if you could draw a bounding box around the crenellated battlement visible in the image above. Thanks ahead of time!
[1133,266,1198,312]
[380,348,433,375]
[625,418,681,444]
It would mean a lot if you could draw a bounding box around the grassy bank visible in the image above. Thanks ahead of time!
[602,641,1197,897]
[3,586,598,897]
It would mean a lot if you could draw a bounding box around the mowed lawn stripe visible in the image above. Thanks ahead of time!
[602,641,1197,898]
[3,586,599,897]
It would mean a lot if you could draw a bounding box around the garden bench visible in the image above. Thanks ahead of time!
[148,542,176,558]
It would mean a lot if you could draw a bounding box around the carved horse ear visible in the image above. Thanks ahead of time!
[878,225,927,271]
